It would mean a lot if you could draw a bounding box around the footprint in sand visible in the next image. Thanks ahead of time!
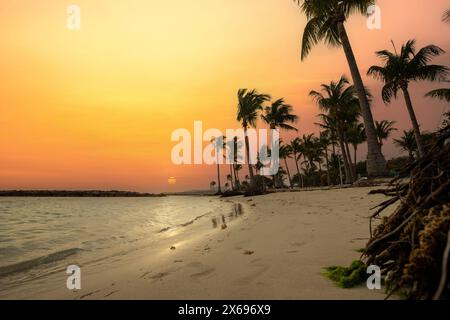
[148,272,170,281]
[235,263,270,286]
[187,262,215,279]
[291,241,307,247]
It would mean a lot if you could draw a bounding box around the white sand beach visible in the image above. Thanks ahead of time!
[4,186,394,300]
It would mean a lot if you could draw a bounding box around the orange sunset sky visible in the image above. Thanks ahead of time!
[1,0,449,192]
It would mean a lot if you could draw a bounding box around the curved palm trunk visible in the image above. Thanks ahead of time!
[284,158,293,189]
[243,127,255,188]
[344,138,355,177]
[337,22,387,177]
[402,87,425,157]
[293,152,304,189]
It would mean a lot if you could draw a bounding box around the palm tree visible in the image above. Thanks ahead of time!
[301,134,314,169]
[319,131,331,186]
[295,0,387,177]
[211,136,226,194]
[368,40,449,156]
[290,137,304,188]
[279,144,294,189]
[261,98,298,187]
[237,89,271,191]
[394,130,417,161]
[261,98,299,131]
[375,120,397,151]
[310,76,359,183]
[347,122,366,172]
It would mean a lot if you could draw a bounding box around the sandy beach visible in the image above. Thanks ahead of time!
[4,187,393,300]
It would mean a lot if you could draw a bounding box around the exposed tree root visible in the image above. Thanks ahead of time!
[363,125,450,299]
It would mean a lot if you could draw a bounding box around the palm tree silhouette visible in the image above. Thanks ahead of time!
[279,143,294,189]
[319,131,332,186]
[261,98,298,188]
[368,40,449,156]
[290,137,305,188]
[237,89,270,192]
[261,98,298,131]
[211,136,226,194]
[375,120,397,152]
[294,0,387,177]
[310,76,360,183]
[394,130,417,161]
[347,122,366,175]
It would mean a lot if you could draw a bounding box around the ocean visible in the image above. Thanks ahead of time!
[0,196,236,297]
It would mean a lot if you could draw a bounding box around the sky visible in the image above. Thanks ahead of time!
[0,0,449,192]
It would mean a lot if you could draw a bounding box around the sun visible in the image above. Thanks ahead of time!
[167,177,177,185]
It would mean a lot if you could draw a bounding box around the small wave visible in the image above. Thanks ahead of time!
[0,248,83,277]
[157,211,215,233]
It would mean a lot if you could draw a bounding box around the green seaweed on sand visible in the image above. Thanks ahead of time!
[325,260,367,288]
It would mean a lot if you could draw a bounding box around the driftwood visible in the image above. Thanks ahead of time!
[363,126,450,300]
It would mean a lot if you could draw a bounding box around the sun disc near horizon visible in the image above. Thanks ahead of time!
[168,177,177,185]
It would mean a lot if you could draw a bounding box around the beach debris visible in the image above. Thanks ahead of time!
[364,126,450,299]
[211,217,218,228]
[243,250,254,255]
[170,246,176,250]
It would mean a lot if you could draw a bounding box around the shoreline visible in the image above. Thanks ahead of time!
[1,187,392,299]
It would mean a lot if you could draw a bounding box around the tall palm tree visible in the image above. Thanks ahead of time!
[211,136,226,194]
[368,40,449,156]
[345,122,365,176]
[375,120,397,152]
[279,144,294,189]
[319,131,331,186]
[301,134,319,171]
[290,137,304,188]
[295,0,387,177]
[394,130,417,161]
[237,89,270,191]
[310,76,359,183]
[261,98,298,187]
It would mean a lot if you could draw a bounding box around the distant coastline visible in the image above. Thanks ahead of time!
[0,190,167,197]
